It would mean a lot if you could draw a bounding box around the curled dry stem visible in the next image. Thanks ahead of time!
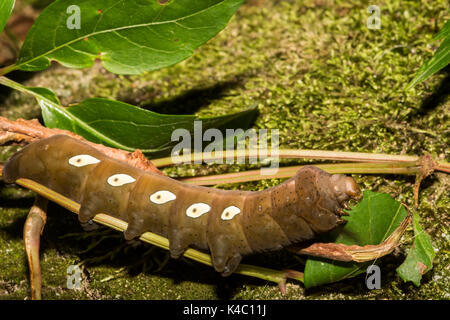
[23,195,48,300]
[288,213,412,262]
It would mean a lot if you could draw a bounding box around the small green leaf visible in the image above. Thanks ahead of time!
[0,0,15,34]
[396,211,435,286]
[16,0,243,74]
[304,190,408,288]
[406,20,450,89]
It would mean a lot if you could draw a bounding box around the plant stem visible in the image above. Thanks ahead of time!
[151,149,420,167]
[0,75,39,95]
[24,196,48,300]
[438,161,450,173]
[0,65,17,77]
[152,150,449,174]
[179,162,422,185]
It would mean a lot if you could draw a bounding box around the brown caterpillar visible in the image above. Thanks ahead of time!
[2,135,361,276]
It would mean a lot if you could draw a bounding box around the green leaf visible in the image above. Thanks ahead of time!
[31,92,256,157]
[0,0,15,34]
[16,0,243,74]
[406,20,450,89]
[396,211,435,286]
[304,190,408,288]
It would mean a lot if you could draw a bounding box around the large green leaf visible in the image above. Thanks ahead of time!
[0,0,15,34]
[304,190,408,288]
[406,20,450,89]
[16,0,243,74]
[396,211,435,286]
[23,86,257,156]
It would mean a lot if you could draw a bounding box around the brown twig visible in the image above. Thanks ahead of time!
[0,131,34,145]
[0,116,163,175]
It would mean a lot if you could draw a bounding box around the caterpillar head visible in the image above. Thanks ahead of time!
[329,173,362,210]
[316,170,362,217]
[293,166,362,234]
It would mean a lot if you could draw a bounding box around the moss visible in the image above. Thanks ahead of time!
[0,0,449,299]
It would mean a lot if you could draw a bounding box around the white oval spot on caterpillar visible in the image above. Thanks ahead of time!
[221,206,241,220]
[68,154,101,167]
[186,203,211,218]
[107,174,136,187]
[150,190,176,204]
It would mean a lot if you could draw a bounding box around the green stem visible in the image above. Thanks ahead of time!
[180,162,421,185]
[0,75,37,95]
[152,149,420,167]
[153,150,449,176]
[0,65,18,77]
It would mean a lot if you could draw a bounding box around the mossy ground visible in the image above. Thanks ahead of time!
[0,0,449,300]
